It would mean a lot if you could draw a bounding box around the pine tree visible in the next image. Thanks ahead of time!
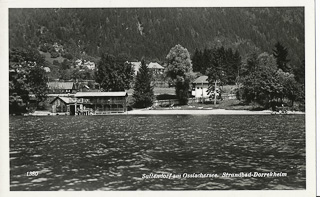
[273,41,291,72]
[133,59,154,108]
[191,48,202,72]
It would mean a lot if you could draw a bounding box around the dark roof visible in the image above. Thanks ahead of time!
[193,76,208,84]
[48,82,75,90]
[50,96,77,104]
[75,92,127,97]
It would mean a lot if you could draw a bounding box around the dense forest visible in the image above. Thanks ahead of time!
[9,8,304,66]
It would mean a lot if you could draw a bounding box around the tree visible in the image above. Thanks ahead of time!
[132,59,154,108]
[273,41,291,72]
[9,47,49,112]
[165,44,192,105]
[240,52,301,108]
[28,65,49,104]
[95,53,134,91]
[191,48,202,72]
[206,47,228,105]
[240,53,279,106]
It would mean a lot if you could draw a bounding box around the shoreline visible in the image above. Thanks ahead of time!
[23,109,305,116]
[127,109,305,115]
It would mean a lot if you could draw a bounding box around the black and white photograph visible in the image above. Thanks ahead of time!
[0,0,317,196]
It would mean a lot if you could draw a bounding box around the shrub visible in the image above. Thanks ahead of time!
[50,51,60,58]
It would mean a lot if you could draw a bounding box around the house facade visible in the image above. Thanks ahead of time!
[192,76,211,98]
[50,96,77,113]
[50,91,127,115]
[74,92,128,114]
[147,62,164,74]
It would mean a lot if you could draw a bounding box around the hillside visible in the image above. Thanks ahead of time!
[9,7,304,66]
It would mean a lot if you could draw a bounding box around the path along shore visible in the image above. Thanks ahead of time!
[27,109,305,116]
[127,109,305,115]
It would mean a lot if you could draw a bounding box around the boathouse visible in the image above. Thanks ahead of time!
[74,92,128,114]
[50,96,78,114]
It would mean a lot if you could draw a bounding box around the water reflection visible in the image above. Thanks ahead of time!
[10,115,305,190]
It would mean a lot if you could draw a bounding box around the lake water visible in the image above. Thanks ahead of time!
[9,115,305,190]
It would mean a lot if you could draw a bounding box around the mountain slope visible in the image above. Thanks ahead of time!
[9,7,304,65]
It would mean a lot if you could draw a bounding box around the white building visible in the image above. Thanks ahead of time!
[192,76,211,98]
[75,59,96,70]
[83,61,95,70]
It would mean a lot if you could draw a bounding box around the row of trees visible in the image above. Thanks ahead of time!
[192,47,241,85]
[239,51,304,108]
[9,41,305,113]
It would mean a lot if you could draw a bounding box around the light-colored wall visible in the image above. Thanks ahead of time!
[193,84,211,98]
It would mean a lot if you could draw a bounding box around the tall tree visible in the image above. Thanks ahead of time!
[191,48,202,72]
[132,59,154,108]
[27,65,49,104]
[9,47,49,112]
[206,47,228,105]
[165,44,193,105]
[95,53,134,91]
[273,41,291,72]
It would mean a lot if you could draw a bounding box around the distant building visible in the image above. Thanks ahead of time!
[130,61,164,75]
[147,62,164,74]
[47,82,77,94]
[53,42,64,52]
[75,59,95,70]
[83,61,95,70]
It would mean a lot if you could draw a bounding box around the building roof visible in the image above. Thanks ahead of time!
[50,96,77,104]
[48,82,75,90]
[75,92,127,97]
[193,76,209,84]
[47,94,75,97]
[147,62,164,69]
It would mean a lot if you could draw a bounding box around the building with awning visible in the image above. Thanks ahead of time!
[74,91,128,114]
